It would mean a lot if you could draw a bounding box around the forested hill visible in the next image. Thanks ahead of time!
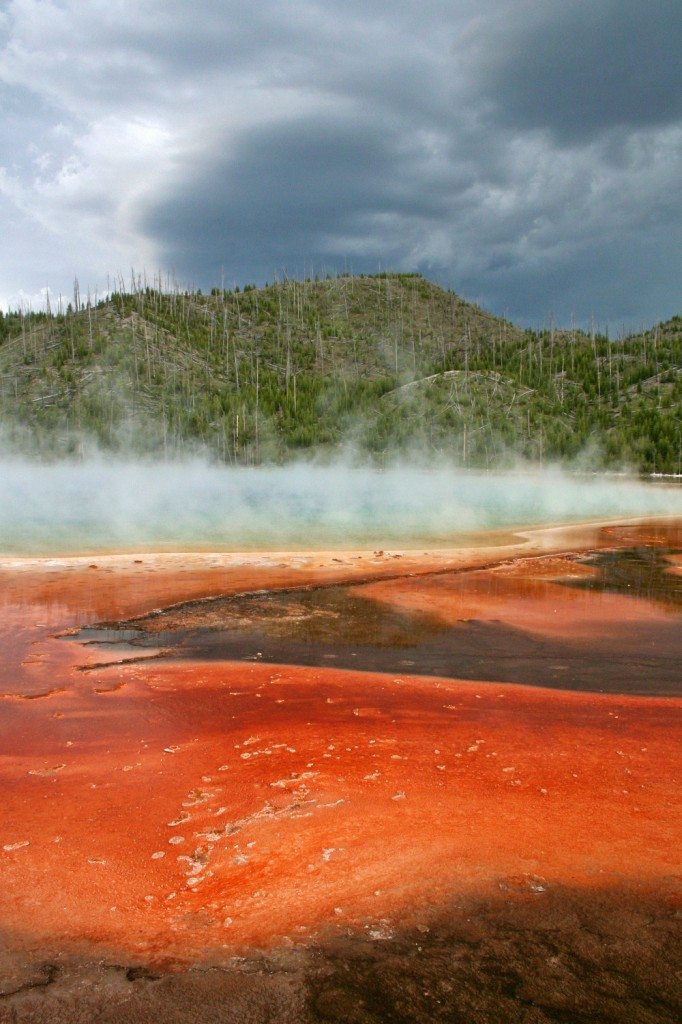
[0,273,680,473]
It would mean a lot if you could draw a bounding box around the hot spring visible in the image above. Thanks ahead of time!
[0,459,681,555]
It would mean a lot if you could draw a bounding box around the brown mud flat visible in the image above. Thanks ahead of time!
[1,887,680,1024]
[0,518,681,1022]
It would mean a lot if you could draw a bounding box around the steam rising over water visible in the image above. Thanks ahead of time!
[0,461,681,555]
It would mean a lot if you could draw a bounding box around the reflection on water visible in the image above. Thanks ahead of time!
[564,547,682,609]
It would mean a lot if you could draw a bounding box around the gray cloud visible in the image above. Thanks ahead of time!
[0,0,679,328]
[144,112,461,283]
[466,1,682,143]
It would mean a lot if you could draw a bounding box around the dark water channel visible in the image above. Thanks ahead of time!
[76,547,682,697]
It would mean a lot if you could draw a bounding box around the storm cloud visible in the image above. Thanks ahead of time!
[469,1,682,142]
[1,0,680,327]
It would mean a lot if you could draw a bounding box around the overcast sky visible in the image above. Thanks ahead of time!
[0,0,680,328]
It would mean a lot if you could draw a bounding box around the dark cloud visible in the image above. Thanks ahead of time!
[454,223,682,330]
[144,113,458,283]
[468,1,682,143]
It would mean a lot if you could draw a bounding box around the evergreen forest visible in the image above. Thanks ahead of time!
[0,273,680,474]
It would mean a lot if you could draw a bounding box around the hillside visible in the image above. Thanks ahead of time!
[0,273,680,473]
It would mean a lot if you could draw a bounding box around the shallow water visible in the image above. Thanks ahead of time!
[78,546,682,696]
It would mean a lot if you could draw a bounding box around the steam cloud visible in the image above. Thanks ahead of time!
[1,460,681,556]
